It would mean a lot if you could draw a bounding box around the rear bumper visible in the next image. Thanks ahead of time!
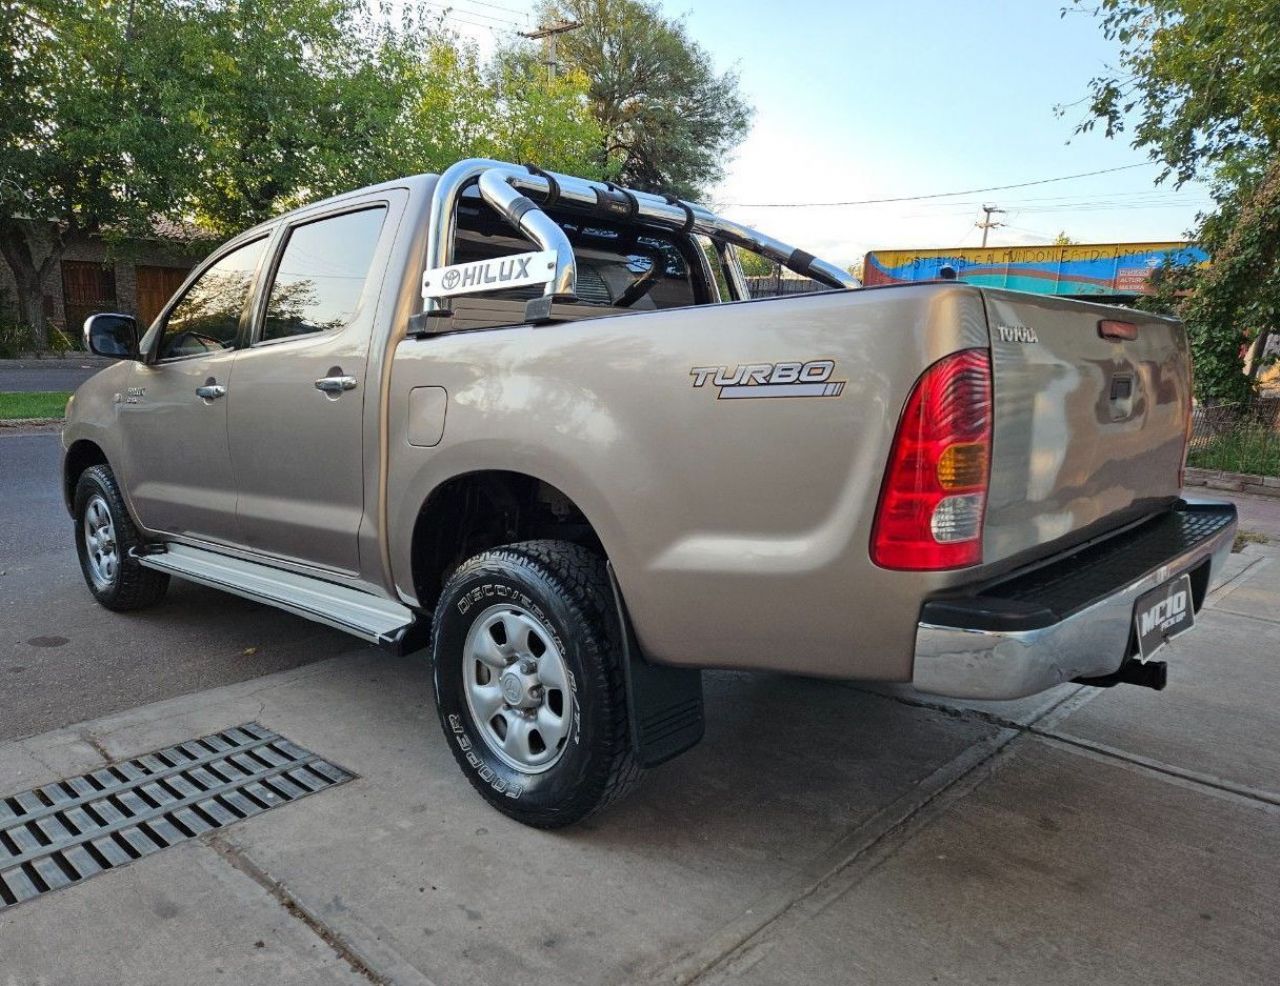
[912,499,1237,700]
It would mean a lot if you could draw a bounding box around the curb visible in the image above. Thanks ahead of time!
[0,418,62,431]
[0,354,108,364]
[1185,466,1280,497]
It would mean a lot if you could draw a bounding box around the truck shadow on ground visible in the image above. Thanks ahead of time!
[570,670,998,850]
[312,658,996,863]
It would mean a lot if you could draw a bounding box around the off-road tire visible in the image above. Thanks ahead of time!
[431,540,642,827]
[73,464,169,611]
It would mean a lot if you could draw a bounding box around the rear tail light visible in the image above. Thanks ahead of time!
[871,348,993,570]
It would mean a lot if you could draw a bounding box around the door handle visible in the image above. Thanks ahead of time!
[315,375,358,395]
[195,383,227,400]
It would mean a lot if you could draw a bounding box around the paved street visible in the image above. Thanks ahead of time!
[0,431,356,742]
[0,359,106,394]
[1,433,1278,985]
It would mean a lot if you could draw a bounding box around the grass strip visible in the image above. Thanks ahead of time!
[0,391,71,420]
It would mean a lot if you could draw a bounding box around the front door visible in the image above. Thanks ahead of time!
[227,203,391,574]
[118,236,269,543]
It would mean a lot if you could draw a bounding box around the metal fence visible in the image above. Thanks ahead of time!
[1189,395,1280,477]
[745,274,830,298]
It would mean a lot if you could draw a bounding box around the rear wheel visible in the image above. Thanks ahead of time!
[431,540,642,827]
[73,464,169,611]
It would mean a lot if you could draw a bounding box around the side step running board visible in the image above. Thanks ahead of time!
[135,544,419,648]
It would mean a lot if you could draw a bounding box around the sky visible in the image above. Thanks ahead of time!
[422,0,1213,268]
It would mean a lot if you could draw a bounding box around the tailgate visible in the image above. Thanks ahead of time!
[981,290,1190,566]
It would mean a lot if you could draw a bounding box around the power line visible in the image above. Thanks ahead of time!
[421,2,522,28]
[452,0,530,14]
[877,193,1213,219]
[443,2,525,26]
[724,162,1160,208]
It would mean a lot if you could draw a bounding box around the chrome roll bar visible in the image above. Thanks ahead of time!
[422,157,858,319]
[476,168,577,299]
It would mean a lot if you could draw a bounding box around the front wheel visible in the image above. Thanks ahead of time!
[73,464,169,611]
[431,540,642,827]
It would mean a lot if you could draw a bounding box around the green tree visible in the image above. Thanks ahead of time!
[178,0,421,233]
[0,0,608,345]
[179,7,607,233]
[535,0,752,199]
[0,0,198,346]
[1071,0,1280,401]
[483,47,609,179]
[735,249,776,278]
[374,37,606,191]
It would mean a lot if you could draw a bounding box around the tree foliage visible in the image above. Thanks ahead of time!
[1,0,747,348]
[177,0,383,233]
[0,0,198,343]
[0,0,605,345]
[185,6,607,234]
[1072,0,1280,401]
[735,248,776,277]
[536,0,752,199]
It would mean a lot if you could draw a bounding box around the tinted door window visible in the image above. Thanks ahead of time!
[158,238,266,360]
[261,207,386,342]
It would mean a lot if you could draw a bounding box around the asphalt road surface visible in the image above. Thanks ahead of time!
[0,430,368,743]
[0,360,104,393]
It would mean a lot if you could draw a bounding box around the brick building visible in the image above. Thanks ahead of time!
[0,220,209,341]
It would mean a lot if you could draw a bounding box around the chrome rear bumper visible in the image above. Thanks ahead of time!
[912,500,1238,701]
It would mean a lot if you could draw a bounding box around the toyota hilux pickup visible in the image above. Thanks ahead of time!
[63,158,1237,827]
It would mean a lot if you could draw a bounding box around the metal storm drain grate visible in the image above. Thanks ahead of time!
[0,723,352,910]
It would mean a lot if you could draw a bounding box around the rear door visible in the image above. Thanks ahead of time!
[227,199,395,575]
[982,290,1190,565]
[120,235,270,543]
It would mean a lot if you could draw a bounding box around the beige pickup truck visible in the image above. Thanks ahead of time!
[64,158,1236,826]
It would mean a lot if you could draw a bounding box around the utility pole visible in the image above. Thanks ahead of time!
[519,19,582,83]
[976,204,1005,248]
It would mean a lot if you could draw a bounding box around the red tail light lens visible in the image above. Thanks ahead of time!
[871,348,993,570]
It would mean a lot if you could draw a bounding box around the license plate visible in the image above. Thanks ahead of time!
[1133,574,1195,661]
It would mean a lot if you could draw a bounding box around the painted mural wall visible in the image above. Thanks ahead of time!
[863,242,1209,296]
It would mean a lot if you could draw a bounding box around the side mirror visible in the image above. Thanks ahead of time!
[83,313,140,360]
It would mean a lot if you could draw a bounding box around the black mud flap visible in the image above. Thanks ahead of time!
[379,615,432,656]
[607,563,704,768]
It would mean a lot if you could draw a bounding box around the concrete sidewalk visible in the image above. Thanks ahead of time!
[1229,489,1280,543]
[1,544,1277,985]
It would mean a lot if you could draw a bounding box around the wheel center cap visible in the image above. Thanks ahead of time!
[499,670,534,707]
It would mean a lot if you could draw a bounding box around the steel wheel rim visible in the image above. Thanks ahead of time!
[462,603,573,774]
[83,494,119,591]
